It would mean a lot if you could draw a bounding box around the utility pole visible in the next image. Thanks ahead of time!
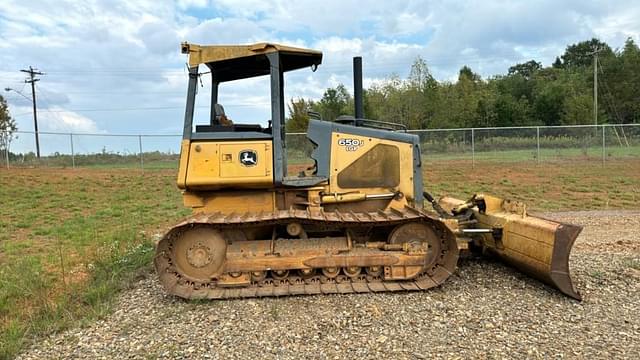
[593,49,598,127]
[587,47,602,127]
[20,66,44,158]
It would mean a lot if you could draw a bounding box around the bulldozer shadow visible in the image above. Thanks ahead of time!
[455,256,586,301]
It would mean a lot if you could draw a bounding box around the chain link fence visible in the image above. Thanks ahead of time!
[1,124,639,170]
[2,131,181,169]
[410,124,639,166]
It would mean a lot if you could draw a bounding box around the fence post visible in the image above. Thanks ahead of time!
[536,126,540,164]
[4,134,9,170]
[69,133,75,169]
[138,135,144,170]
[471,128,475,169]
[602,125,606,165]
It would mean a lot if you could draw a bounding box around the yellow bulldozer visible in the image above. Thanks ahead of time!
[154,42,582,300]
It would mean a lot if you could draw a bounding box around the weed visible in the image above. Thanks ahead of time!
[269,302,280,321]
[623,258,640,270]
[188,298,211,309]
[589,270,606,279]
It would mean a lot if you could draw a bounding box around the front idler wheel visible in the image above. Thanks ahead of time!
[170,226,227,283]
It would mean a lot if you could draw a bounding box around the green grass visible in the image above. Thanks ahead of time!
[0,168,189,359]
[0,233,154,358]
[589,269,606,280]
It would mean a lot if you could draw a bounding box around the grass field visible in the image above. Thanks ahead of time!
[0,169,190,358]
[1,159,639,358]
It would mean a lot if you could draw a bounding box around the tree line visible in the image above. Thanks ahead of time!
[286,38,640,131]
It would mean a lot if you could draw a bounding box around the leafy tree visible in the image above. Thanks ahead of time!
[473,82,498,128]
[618,38,640,123]
[428,82,456,128]
[313,84,351,121]
[0,95,18,162]
[601,37,640,124]
[363,75,410,126]
[285,98,314,132]
[408,56,437,91]
[495,73,534,102]
[532,82,565,126]
[622,37,640,57]
[560,38,612,68]
[362,89,377,119]
[508,60,542,79]
[454,66,482,127]
[562,94,592,125]
[404,57,438,128]
[493,94,531,127]
[458,66,481,82]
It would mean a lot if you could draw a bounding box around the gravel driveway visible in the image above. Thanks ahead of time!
[18,211,640,359]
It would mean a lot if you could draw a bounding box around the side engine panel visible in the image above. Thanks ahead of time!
[178,139,274,190]
[329,132,417,208]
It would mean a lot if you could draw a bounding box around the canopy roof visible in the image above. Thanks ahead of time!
[181,42,323,82]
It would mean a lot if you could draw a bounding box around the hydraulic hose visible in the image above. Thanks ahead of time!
[423,191,473,221]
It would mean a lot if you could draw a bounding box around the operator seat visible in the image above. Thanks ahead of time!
[194,103,265,133]
[213,103,233,126]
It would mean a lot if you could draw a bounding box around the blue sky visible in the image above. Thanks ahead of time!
[1,0,639,144]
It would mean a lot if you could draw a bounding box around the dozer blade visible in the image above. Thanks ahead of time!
[439,194,582,300]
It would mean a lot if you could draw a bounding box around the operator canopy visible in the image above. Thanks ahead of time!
[181,42,323,82]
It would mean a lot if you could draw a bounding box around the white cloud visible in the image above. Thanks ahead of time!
[40,108,102,133]
[138,19,181,55]
[185,17,270,44]
[177,0,209,9]
[592,7,640,48]
[386,12,430,36]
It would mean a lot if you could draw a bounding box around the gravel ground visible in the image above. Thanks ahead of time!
[19,210,640,359]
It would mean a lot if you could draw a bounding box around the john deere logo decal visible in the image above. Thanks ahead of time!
[239,150,257,166]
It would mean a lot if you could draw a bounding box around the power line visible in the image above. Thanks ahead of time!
[10,112,35,117]
[9,103,270,117]
[36,86,72,133]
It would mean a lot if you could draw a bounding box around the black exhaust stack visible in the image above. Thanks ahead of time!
[353,56,364,119]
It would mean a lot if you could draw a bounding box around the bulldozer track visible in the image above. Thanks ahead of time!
[155,207,459,299]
